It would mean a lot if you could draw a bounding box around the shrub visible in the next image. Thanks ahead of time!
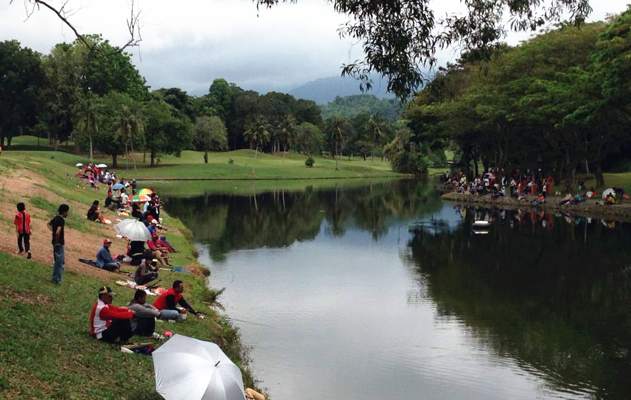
[305,157,315,168]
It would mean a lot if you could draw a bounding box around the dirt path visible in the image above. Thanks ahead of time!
[0,170,128,280]
[442,192,631,223]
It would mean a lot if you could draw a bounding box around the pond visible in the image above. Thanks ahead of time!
[164,180,631,400]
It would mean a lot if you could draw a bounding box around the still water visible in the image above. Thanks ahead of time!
[165,180,631,400]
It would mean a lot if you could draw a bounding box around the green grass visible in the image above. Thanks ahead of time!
[583,173,631,194]
[0,252,253,399]
[121,150,399,180]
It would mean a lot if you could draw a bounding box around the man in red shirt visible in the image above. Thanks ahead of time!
[14,202,31,259]
[89,286,135,343]
[153,280,199,321]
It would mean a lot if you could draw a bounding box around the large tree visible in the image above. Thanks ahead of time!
[194,115,228,164]
[143,97,193,167]
[0,40,45,147]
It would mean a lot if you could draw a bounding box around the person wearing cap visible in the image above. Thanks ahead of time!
[96,239,120,272]
[89,286,134,343]
[134,258,159,285]
[153,280,199,321]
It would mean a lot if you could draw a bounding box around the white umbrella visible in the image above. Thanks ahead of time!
[75,163,84,167]
[96,163,108,168]
[153,334,245,400]
[115,219,151,241]
[602,188,616,200]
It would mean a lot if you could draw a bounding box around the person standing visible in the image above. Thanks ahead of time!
[14,202,32,259]
[48,204,69,284]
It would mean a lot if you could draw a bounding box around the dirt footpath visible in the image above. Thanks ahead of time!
[0,170,127,280]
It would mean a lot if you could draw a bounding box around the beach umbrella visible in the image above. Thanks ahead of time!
[153,334,245,400]
[132,194,151,203]
[75,163,84,168]
[602,188,616,200]
[96,163,108,168]
[115,219,151,241]
[112,183,125,190]
[139,188,153,196]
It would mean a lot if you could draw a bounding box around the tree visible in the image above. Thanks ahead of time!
[74,93,100,161]
[0,40,45,147]
[154,88,196,121]
[89,92,144,168]
[244,116,271,157]
[144,98,193,167]
[195,116,228,164]
[294,122,324,155]
[257,0,593,99]
[324,116,352,169]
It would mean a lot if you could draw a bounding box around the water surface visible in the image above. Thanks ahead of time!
[166,181,631,400]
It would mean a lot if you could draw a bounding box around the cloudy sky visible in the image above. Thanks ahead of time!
[1,0,629,95]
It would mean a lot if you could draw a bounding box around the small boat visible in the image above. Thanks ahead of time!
[472,220,491,228]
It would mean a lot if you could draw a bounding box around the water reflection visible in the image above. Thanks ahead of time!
[165,180,442,261]
[405,206,631,399]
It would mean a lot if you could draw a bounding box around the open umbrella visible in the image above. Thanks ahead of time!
[96,163,108,168]
[115,219,151,241]
[153,334,245,400]
[112,183,125,190]
[139,188,154,196]
[75,163,84,168]
[132,194,151,203]
[602,188,616,200]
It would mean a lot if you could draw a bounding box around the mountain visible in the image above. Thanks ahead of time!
[289,75,394,104]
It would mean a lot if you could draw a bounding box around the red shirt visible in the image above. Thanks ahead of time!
[153,288,182,310]
[14,211,31,234]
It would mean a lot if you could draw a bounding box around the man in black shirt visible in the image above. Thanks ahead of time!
[48,204,69,284]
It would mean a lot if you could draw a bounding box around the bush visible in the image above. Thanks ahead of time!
[390,150,430,176]
[305,157,315,168]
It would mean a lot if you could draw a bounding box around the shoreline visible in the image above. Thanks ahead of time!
[442,192,631,223]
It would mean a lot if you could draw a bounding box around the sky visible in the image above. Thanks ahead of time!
[1,0,629,95]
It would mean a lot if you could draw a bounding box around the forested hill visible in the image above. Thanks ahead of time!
[289,75,394,104]
[321,95,403,121]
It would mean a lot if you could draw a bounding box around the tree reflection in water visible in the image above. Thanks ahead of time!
[165,180,442,261]
[404,206,631,399]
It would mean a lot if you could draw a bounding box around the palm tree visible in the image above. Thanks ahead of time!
[75,94,99,162]
[244,116,271,158]
[116,104,144,170]
[328,117,348,170]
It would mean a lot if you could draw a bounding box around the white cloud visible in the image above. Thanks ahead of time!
[1,0,628,94]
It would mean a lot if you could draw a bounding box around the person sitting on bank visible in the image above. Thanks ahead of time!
[89,286,135,343]
[96,239,121,272]
[87,200,111,224]
[135,258,159,285]
[128,289,163,338]
[153,280,200,321]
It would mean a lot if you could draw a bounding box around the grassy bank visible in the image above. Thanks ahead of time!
[0,150,256,399]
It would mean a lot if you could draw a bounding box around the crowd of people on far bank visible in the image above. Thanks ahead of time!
[443,168,628,206]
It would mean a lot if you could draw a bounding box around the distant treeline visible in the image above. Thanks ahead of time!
[0,35,406,168]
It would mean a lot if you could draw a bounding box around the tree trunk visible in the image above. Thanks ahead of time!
[150,150,156,167]
[204,151,209,164]
[594,163,605,188]
[89,136,94,162]
[112,153,118,168]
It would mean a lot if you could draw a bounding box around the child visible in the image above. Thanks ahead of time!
[14,202,32,259]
